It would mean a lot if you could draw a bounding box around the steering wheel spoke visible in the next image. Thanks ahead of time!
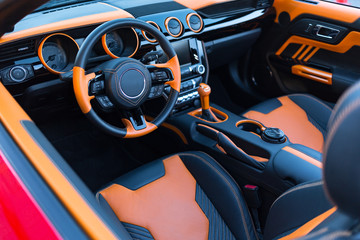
[121,108,157,138]
[150,58,180,92]
[88,72,105,96]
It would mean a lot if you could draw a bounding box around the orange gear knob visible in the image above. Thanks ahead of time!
[198,83,211,110]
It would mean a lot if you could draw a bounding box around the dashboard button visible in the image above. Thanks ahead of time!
[10,66,27,82]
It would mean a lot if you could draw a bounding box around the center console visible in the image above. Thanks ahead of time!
[166,82,323,195]
[162,38,208,112]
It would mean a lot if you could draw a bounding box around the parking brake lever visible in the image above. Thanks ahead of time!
[196,124,267,169]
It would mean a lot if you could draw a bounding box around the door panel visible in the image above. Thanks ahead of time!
[252,0,360,102]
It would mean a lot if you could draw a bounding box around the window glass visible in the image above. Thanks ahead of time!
[324,0,360,8]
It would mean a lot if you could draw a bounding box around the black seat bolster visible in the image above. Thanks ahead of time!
[178,151,258,240]
[264,181,333,240]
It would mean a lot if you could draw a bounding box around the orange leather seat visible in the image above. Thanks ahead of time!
[242,94,332,152]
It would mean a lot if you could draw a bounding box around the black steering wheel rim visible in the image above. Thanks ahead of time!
[73,18,180,138]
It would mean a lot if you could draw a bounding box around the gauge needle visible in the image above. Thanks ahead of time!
[46,55,56,63]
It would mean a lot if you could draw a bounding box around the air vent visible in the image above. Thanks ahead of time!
[0,39,36,63]
[165,17,183,38]
[187,13,203,33]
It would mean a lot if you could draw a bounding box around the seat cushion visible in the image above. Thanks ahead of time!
[242,94,332,152]
[96,151,257,240]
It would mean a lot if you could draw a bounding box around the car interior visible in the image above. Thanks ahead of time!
[1,0,360,239]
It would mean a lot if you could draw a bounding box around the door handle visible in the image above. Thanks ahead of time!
[314,24,340,39]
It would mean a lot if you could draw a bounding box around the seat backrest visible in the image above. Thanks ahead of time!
[323,81,360,218]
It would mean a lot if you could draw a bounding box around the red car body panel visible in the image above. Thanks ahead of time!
[0,151,60,240]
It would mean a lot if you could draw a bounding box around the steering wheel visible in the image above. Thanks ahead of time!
[73,19,180,138]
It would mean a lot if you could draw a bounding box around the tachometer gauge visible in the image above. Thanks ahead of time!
[102,28,139,59]
[105,32,124,57]
[38,33,79,74]
[42,42,67,72]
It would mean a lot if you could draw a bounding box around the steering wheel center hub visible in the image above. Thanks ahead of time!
[119,68,146,98]
[104,58,152,109]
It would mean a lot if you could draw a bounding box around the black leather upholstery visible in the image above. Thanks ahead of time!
[324,81,360,218]
[178,152,258,240]
[264,181,333,239]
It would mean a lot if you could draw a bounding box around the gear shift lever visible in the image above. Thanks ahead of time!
[197,83,220,122]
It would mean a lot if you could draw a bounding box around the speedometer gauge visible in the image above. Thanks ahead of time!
[38,33,79,74]
[42,42,67,72]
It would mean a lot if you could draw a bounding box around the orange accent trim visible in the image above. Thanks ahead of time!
[298,46,313,61]
[152,56,181,91]
[174,0,233,10]
[142,21,161,43]
[283,146,323,169]
[0,10,134,46]
[98,2,123,10]
[102,28,139,59]
[73,67,95,114]
[99,155,209,240]
[279,207,337,240]
[38,33,79,75]
[304,47,319,62]
[243,96,324,152]
[0,83,117,239]
[216,144,227,154]
[162,122,189,144]
[198,83,211,110]
[236,119,266,131]
[197,123,219,134]
[165,17,183,38]
[292,65,332,85]
[274,0,360,23]
[186,13,204,33]
[146,116,188,144]
[188,107,229,123]
[122,119,158,138]
[292,44,306,59]
[276,32,360,57]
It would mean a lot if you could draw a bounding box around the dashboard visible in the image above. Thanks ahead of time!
[0,0,274,113]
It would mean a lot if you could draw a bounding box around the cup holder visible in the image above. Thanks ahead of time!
[236,120,286,144]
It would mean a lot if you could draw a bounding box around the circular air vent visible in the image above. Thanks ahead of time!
[186,13,203,33]
[142,21,161,43]
[165,17,183,38]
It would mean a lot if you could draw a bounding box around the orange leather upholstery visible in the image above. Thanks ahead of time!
[99,155,209,240]
[243,94,332,152]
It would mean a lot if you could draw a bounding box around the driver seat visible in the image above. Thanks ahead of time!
[96,82,360,240]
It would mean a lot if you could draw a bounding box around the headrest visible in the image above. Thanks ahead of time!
[324,81,360,218]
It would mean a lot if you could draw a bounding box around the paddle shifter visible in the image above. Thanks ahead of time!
[197,83,220,122]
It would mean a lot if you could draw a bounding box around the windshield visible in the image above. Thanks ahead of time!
[34,0,96,12]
